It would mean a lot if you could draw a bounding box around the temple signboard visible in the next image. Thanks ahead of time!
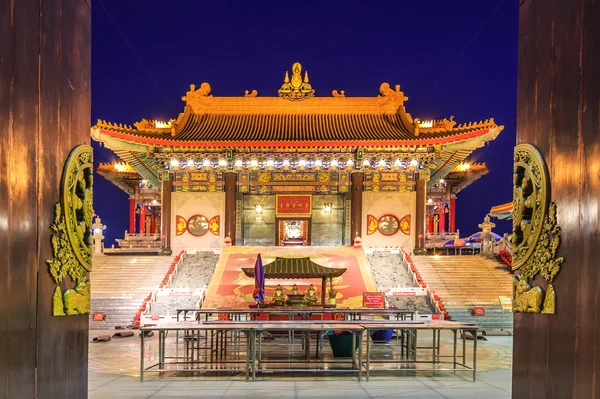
[276,194,312,216]
[363,292,385,308]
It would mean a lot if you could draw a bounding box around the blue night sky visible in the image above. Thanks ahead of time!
[92,0,517,246]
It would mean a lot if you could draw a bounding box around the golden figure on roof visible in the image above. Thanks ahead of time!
[278,62,315,101]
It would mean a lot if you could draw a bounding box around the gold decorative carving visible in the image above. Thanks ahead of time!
[541,284,555,314]
[53,286,66,316]
[278,62,315,101]
[511,143,563,314]
[512,276,543,313]
[134,118,173,133]
[47,144,94,316]
[64,281,91,315]
[332,90,345,98]
[244,89,258,97]
[182,82,212,113]
[378,83,408,114]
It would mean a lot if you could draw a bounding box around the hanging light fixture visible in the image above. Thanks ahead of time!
[330,159,339,167]
[255,204,263,214]
[410,159,419,167]
[170,159,180,168]
[324,203,333,214]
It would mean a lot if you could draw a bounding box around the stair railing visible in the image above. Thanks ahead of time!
[134,250,185,326]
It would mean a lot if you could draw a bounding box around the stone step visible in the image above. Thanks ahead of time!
[411,255,513,329]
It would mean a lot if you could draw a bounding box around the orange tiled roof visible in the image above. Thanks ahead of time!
[91,82,502,148]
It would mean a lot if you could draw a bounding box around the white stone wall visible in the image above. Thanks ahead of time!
[172,192,225,251]
[361,191,416,251]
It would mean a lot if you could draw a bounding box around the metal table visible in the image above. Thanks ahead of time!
[360,321,478,381]
[250,322,365,381]
[176,307,414,322]
[140,322,253,382]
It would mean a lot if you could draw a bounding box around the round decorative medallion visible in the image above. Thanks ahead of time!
[377,214,400,236]
[62,145,94,272]
[512,144,549,270]
[187,214,209,236]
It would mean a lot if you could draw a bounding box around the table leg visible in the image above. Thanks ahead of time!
[159,330,164,375]
[432,329,436,364]
[140,331,144,382]
[462,329,466,363]
[358,331,363,382]
[252,330,257,381]
[245,330,250,381]
[366,328,371,382]
[305,331,311,362]
[453,329,457,373]
[472,329,477,382]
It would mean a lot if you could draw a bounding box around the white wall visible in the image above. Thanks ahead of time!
[172,192,225,251]
[361,191,416,251]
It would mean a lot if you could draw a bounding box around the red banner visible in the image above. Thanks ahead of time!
[363,292,385,308]
[276,194,312,215]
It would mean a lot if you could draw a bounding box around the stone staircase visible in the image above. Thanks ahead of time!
[411,255,513,330]
[90,254,176,329]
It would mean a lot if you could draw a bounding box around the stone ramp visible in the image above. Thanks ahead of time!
[90,255,176,329]
[366,251,433,313]
[411,255,513,330]
[202,246,378,309]
[150,252,219,315]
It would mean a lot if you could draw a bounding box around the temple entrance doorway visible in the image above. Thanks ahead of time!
[277,218,311,246]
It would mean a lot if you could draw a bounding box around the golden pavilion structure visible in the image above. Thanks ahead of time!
[92,62,503,254]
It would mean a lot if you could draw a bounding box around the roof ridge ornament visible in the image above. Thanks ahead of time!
[182,82,212,114]
[278,62,315,101]
[378,83,408,114]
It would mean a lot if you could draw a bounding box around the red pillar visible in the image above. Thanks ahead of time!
[139,203,146,234]
[150,213,156,234]
[427,212,433,234]
[438,201,445,233]
[129,197,136,233]
[449,196,456,233]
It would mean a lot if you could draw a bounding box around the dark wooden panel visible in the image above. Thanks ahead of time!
[514,0,600,397]
[1,0,90,398]
[0,0,12,394]
[1,1,41,398]
[35,1,91,398]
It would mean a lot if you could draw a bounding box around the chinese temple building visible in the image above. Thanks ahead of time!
[91,62,503,254]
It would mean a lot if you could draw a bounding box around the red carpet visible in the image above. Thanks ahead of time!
[203,246,377,309]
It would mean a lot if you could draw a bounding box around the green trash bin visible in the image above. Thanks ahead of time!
[327,332,359,357]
